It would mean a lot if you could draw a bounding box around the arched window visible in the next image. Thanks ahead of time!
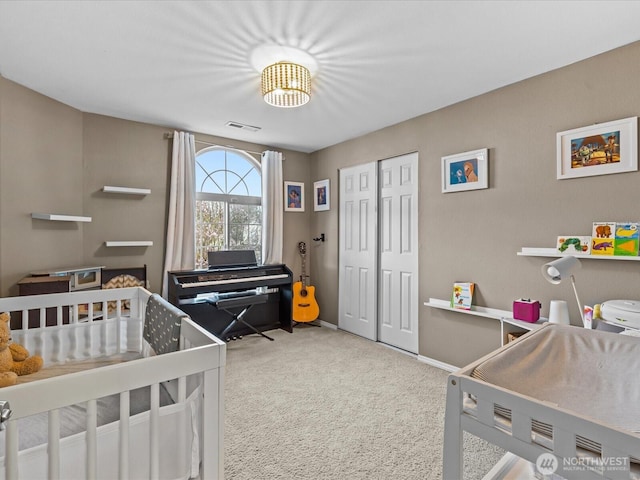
[195,147,262,268]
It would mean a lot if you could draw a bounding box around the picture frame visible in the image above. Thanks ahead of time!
[313,179,330,211]
[556,116,638,180]
[284,181,304,212]
[441,148,489,193]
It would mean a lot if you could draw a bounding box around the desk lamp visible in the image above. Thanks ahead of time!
[542,256,586,327]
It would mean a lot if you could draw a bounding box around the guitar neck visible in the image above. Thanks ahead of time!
[300,254,307,287]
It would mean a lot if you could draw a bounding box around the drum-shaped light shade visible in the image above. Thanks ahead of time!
[261,62,311,108]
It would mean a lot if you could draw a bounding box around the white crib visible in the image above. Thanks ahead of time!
[0,287,225,480]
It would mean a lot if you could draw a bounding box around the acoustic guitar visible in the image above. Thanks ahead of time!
[292,241,320,322]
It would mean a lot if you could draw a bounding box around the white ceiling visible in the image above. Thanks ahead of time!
[1,1,640,154]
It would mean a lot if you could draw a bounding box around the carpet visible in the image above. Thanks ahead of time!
[224,325,504,479]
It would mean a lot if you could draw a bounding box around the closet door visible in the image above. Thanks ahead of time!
[338,163,378,340]
[378,152,419,353]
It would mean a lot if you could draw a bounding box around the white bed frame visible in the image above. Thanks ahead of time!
[0,287,225,480]
[443,324,640,480]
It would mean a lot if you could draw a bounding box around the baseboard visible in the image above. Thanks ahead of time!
[417,354,458,372]
[380,342,417,358]
[319,320,337,330]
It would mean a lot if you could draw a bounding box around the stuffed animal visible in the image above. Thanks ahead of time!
[0,312,43,387]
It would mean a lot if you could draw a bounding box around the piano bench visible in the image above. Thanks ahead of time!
[209,293,274,341]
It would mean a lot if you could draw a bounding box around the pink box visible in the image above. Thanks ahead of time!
[513,299,541,323]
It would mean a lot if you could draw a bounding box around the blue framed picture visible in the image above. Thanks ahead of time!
[441,148,489,193]
[284,181,304,212]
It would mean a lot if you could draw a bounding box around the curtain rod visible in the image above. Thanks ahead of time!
[164,133,265,158]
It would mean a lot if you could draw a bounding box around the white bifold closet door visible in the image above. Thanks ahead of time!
[339,152,419,353]
[338,161,378,341]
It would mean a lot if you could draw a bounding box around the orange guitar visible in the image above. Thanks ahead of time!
[292,241,320,322]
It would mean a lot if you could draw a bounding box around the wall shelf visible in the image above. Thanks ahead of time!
[518,247,640,261]
[102,186,150,195]
[424,298,507,320]
[425,298,544,345]
[32,213,92,222]
[102,187,151,252]
[105,241,153,247]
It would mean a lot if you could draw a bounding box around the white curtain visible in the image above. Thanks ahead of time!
[162,131,196,299]
[261,150,284,265]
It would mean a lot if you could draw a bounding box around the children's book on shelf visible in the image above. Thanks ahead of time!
[592,222,615,240]
[591,221,615,256]
[614,222,639,256]
[451,282,474,310]
[591,237,614,256]
[556,236,591,255]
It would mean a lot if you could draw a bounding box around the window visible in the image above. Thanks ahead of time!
[195,147,262,269]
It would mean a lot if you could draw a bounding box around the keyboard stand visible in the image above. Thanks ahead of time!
[210,293,273,341]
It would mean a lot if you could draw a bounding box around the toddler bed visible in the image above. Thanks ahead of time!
[0,286,225,480]
[443,323,640,480]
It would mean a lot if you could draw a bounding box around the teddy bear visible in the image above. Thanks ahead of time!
[0,312,43,387]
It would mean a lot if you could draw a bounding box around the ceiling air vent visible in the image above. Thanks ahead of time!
[225,121,261,133]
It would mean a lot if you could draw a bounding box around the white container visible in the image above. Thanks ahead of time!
[600,299,640,330]
[548,300,570,325]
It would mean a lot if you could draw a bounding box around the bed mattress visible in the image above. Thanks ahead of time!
[0,352,176,452]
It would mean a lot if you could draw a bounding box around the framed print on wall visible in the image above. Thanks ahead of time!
[284,181,304,212]
[313,179,330,211]
[441,148,489,193]
[557,116,638,180]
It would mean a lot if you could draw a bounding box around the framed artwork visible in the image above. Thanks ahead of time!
[313,179,330,211]
[284,181,304,212]
[557,116,638,180]
[441,148,489,193]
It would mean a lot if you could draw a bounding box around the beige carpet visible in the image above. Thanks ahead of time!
[224,325,504,480]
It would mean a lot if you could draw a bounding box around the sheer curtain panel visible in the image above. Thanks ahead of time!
[162,131,196,299]
[261,150,284,264]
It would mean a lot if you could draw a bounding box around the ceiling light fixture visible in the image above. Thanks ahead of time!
[261,61,311,108]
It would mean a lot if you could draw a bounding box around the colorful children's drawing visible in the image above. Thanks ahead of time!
[570,130,620,169]
[592,222,616,239]
[615,223,639,239]
[614,223,639,256]
[591,238,614,256]
[556,236,591,255]
[449,158,478,185]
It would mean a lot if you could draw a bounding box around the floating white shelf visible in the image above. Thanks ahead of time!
[105,241,153,247]
[102,186,151,195]
[425,298,545,345]
[32,213,92,222]
[518,247,640,261]
[424,298,506,320]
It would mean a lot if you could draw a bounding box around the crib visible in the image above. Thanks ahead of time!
[0,286,225,480]
[443,323,640,480]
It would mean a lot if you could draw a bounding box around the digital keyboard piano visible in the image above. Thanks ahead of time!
[167,251,293,340]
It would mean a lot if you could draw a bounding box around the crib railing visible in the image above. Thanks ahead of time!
[4,287,150,366]
[0,288,226,480]
[0,286,149,330]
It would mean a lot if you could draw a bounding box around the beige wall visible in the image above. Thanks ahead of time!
[81,114,171,291]
[0,79,84,295]
[0,77,312,298]
[311,41,640,367]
